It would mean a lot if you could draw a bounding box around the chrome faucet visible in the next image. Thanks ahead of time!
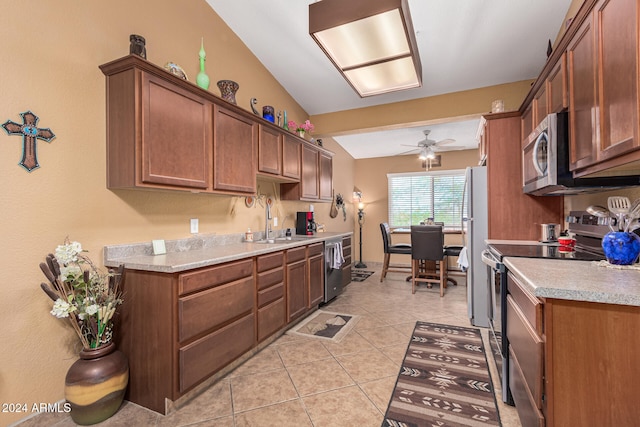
[264,201,272,241]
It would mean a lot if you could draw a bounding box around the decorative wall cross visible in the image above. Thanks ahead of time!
[2,111,55,171]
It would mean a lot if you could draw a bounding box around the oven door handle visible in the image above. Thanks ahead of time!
[481,249,504,271]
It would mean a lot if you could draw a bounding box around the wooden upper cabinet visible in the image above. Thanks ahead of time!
[319,151,333,201]
[568,10,598,171]
[521,103,534,145]
[300,144,320,200]
[281,143,334,202]
[258,124,282,176]
[533,85,547,127]
[548,53,567,114]
[213,105,257,194]
[100,61,212,191]
[282,134,302,180]
[596,0,639,161]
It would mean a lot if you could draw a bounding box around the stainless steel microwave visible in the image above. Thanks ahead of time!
[522,112,640,195]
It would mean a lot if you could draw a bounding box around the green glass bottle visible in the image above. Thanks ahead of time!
[196,38,210,90]
[283,110,288,130]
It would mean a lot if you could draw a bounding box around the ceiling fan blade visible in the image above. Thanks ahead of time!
[397,148,420,155]
[435,138,456,146]
[433,145,467,151]
[400,143,420,147]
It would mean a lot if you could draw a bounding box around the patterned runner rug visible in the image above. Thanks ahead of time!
[351,269,374,282]
[383,322,501,426]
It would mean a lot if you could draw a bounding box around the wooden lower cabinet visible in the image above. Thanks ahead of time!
[507,271,640,426]
[116,241,341,415]
[307,242,324,308]
[341,236,352,287]
[256,252,285,342]
[286,246,308,322]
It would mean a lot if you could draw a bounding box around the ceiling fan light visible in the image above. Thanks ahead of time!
[418,147,428,160]
[309,0,422,98]
[425,147,436,160]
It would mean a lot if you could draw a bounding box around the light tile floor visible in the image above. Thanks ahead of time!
[19,265,521,427]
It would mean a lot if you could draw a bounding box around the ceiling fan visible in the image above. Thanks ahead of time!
[399,130,464,159]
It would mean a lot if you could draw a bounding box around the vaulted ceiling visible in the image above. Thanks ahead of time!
[206,0,573,158]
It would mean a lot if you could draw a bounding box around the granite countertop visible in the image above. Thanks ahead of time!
[504,257,640,307]
[104,231,352,273]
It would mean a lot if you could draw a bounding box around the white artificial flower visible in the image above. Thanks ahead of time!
[54,241,83,265]
[59,265,82,282]
[50,299,76,318]
[85,304,99,316]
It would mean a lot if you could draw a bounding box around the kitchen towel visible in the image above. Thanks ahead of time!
[331,242,344,269]
[457,246,469,271]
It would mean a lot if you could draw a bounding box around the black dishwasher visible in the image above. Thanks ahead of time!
[323,237,344,303]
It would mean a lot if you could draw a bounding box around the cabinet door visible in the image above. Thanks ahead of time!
[300,145,319,200]
[596,0,639,161]
[521,104,534,144]
[282,134,301,179]
[547,53,567,113]
[533,85,547,127]
[286,258,307,322]
[141,73,211,189]
[319,152,333,201]
[213,105,257,193]
[568,12,598,170]
[341,236,352,287]
[258,124,282,175]
[308,245,325,308]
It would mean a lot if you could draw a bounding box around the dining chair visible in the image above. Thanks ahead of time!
[410,225,448,296]
[379,223,412,282]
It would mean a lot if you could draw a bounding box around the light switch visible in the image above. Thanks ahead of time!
[190,218,199,234]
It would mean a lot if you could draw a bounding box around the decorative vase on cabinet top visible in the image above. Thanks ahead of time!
[196,38,210,90]
[217,80,239,105]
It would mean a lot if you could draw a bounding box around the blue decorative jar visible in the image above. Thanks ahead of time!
[601,231,640,265]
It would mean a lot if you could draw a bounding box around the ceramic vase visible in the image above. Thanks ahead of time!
[298,130,305,138]
[196,38,210,90]
[65,342,129,425]
[601,231,640,265]
[263,106,275,123]
[217,80,239,105]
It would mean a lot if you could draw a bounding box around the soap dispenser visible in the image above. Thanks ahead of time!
[245,228,253,242]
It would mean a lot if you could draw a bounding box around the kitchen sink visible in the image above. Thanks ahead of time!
[254,236,314,244]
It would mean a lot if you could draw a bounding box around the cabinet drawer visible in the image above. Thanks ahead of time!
[257,267,284,291]
[509,346,545,427]
[342,236,351,247]
[308,242,323,257]
[507,295,543,407]
[257,298,285,342]
[257,251,284,272]
[258,282,284,307]
[508,273,543,333]
[179,313,255,392]
[287,246,306,263]
[179,276,254,342]
[179,259,253,295]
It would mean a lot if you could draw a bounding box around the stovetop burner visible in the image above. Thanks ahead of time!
[488,210,617,261]
[488,243,604,261]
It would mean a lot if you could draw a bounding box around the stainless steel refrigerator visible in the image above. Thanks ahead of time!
[462,166,489,327]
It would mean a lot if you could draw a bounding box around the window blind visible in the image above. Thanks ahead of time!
[387,169,466,228]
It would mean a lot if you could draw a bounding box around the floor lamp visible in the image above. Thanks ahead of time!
[355,202,367,269]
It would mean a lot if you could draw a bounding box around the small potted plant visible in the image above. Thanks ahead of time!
[287,119,314,138]
[39,239,128,425]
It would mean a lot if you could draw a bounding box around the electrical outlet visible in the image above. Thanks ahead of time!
[190,218,199,234]
[273,217,278,227]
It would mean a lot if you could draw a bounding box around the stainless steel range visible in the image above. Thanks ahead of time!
[482,211,615,405]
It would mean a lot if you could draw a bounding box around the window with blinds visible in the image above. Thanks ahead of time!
[387,170,466,229]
